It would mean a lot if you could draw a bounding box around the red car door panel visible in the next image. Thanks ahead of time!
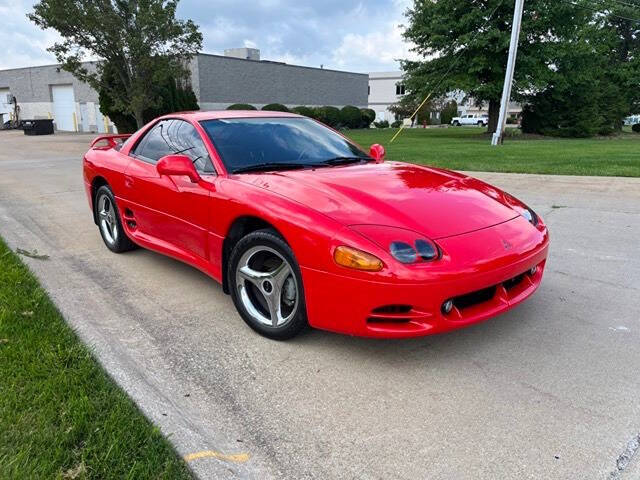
[122,119,214,260]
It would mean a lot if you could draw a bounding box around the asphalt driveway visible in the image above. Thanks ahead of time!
[1,129,639,479]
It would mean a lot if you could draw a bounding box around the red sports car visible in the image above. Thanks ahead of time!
[83,111,549,340]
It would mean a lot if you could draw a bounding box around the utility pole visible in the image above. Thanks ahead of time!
[492,0,525,146]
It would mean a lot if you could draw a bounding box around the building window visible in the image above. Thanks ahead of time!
[396,84,406,95]
[368,86,370,96]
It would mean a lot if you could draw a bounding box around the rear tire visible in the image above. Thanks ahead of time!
[95,185,137,253]
[228,229,308,340]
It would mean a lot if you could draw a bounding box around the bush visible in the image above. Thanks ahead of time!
[360,108,376,128]
[374,120,389,128]
[261,103,290,112]
[227,103,257,110]
[291,106,314,117]
[632,123,640,133]
[391,120,402,128]
[314,106,341,128]
[340,105,362,129]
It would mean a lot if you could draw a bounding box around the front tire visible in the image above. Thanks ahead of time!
[228,229,308,340]
[95,185,136,253]
[453,121,460,127]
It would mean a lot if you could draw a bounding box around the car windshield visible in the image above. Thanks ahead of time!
[199,117,371,173]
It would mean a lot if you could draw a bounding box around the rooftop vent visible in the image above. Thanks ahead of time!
[224,47,260,61]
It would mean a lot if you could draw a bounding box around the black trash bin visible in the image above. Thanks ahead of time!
[22,119,54,135]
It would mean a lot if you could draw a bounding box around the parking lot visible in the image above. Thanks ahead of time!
[1,129,639,479]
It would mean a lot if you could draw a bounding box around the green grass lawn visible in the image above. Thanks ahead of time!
[0,238,193,479]
[347,127,640,177]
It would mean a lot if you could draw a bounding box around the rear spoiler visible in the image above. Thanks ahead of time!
[90,134,132,149]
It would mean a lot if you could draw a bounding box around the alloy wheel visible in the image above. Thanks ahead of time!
[235,246,299,328]
[98,194,118,245]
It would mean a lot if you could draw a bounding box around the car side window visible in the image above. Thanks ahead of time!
[133,119,214,173]
[132,120,173,163]
[171,120,215,174]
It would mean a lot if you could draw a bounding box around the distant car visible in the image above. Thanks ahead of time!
[452,114,488,127]
[624,115,640,126]
[83,111,549,340]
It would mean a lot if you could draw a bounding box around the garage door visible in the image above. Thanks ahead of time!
[51,85,75,131]
[0,88,10,116]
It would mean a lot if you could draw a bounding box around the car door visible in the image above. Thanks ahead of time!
[123,119,215,260]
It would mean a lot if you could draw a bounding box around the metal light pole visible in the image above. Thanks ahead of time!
[492,0,525,146]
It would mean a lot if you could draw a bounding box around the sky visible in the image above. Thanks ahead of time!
[0,0,419,73]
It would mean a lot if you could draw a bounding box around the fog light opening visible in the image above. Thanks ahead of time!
[441,299,454,315]
[529,266,538,276]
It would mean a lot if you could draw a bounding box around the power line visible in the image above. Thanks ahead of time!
[584,0,640,14]
[390,0,506,143]
[600,0,640,10]
[559,0,640,24]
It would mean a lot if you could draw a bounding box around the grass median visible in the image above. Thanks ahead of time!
[347,127,640,177]
[0,238,193,479]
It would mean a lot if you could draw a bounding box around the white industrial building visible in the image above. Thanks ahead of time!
[368,70,522,124]
[367,71,405,122]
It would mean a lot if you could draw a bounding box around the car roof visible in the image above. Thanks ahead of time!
[161,110,303,121]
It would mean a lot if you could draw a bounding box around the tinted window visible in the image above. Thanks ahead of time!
[199,117,370,173]
[134,120,172,161]
[134,119,214,173]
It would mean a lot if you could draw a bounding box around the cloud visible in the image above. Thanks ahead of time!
[0,0,416,73]
[0,0,60,70]
[332,20,420,72]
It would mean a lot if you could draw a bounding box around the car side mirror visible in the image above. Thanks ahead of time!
[369,144,386,163]
[157,154,200,183]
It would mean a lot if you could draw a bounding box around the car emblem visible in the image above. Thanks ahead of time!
[502,239,512,250]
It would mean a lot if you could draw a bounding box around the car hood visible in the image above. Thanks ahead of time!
[237,162,520,239]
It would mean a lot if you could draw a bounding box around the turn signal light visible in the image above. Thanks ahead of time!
[334,246,383,272]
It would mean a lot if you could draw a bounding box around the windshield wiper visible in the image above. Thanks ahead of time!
[321,156,372,166]
[232,162,323,174]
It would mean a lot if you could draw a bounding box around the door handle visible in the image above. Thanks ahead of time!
[124,175,134,188]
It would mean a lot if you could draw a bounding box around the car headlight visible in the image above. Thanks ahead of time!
[501,192,539,226]
[390,239,439,264]
[347,225,442,267]
[516,206,539,226]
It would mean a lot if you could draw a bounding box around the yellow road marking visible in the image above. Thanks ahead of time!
[183,450,250,463]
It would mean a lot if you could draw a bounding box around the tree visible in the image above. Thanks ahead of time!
[521,2,636,137]
[29,0,202,129]
[98,62,199,133]
[400,0,590,132]
[601,0,640,115]
[388,94,439,125]
[440,100,458,126]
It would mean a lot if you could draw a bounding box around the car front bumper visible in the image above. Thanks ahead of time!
[301,219,549,338]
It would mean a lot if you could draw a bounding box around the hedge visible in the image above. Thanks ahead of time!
[340,105,362,129]
[291,106,315,117]
[261,103,290,112]
[226,103,257,110]
[360,108,376,128]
